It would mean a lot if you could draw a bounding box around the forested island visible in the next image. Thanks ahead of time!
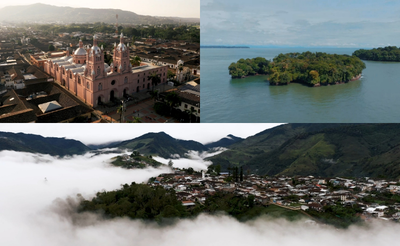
[353,46,400,61]
[228,52,366,86]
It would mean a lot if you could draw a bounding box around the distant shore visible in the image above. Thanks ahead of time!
[201,46,250,48]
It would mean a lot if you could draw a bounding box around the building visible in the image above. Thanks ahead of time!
[31,51,67,70]
[43,33,168,107]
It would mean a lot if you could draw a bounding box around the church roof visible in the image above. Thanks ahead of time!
[74,48,87,56]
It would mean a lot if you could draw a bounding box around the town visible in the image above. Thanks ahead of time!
[0,21,199,123]
[148,164,400,224]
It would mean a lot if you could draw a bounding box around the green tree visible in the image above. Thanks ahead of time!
[168,160,173,167]
[215,164,221,175]
[165,91,181,115]
[48,44,55,51]
[148,72,161,91]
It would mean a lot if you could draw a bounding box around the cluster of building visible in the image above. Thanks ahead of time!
[0,23,200,122]
[150,171,400,221]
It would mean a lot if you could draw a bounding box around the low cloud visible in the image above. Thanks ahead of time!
[154,148,227,171]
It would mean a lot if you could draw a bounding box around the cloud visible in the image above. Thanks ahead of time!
[201,0,400,47]
[153,148,227,171]
[1,150,400,245]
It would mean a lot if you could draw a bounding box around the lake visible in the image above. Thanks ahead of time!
[201,48,400,123]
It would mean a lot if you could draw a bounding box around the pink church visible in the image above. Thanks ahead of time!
[44,34,168,107]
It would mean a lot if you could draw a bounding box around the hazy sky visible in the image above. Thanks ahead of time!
[0,0,200,18]
[0,123,282,145]
[201,0,400,47]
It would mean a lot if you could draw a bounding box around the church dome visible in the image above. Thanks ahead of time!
[74,48,87,56]
[91,45,101,54]
[117,43,127,51]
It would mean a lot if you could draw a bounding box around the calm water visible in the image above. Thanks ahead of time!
[201,48,400,123]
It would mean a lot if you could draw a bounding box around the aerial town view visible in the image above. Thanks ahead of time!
[0,2,199,123]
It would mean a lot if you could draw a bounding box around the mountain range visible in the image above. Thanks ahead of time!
[0,3,199,24]
[0,131,90,156]
[2,124,400,179]
[0,131,242,158]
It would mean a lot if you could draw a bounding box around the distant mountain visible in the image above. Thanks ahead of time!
[108,132,208,159]
[0,131,90,156]
[205,134,244,149]
[209,124,400,179]
[0,3,199,24]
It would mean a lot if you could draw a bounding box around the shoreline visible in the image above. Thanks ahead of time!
[232,74,362,87]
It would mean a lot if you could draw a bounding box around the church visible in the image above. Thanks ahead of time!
[44,33,168,107]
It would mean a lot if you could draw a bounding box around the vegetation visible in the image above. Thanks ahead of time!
[306,204,363,228]
[111,152,163,169]
[0,131,90,156]
[228,57,270,78]
[79,183,187,221]
[78,183,305,223]
[361,192,400,206]
[208,123,400,179]
[353,46,400,61]
[110,132,207,159]
[31,23,200,43]
[229,52,365,86]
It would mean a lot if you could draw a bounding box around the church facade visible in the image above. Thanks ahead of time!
[44,34,168,107]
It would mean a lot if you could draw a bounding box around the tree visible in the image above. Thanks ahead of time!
[215,164,221,175]
[131,151,140,157]
[130,56,141,67]
[48,44,55,51]
[165,91,181,116]
[187,167,194,175]
[167,70,175,80]
[240,167,243,182]
[185,107,196,123]
[148,72,161,91]
[168,160,173,167]
[117,103,125,123]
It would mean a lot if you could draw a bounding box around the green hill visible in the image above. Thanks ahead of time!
[209,124,400,179]
[110,132,208,159]
[0,131,90,156]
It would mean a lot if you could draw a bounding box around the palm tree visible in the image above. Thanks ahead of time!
[148,72,161,91]
[117,103,125,123]
[130,56,141,66]
[165,91,181,116]
[185,107,196,123]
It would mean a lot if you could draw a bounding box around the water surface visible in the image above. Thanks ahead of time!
[201,48,400,123]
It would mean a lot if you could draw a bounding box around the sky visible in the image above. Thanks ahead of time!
[0,0,200,18]
[201,0,400,47]
[2,150,400,245]
[0,123,283,145]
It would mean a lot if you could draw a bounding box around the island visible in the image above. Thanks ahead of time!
[353,46,400,61]
[228,52,366,87]
[110,151,163,169]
